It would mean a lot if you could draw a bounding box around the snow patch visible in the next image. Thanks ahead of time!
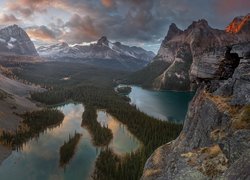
[0,38,6,43]
[7,43,14,49]
[9,37,17,43]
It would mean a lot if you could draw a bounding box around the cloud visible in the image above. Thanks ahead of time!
[4,0,250,52]
[214,0,250,15]
[0,14,20,24]
[63,14,100,43]
[26,26,58,42]
[6,0,51,17]
[101,0,114,8]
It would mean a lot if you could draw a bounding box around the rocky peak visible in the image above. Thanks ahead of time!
[187,19,210,30]
[165,23,183,41]
[226,13,250,34]
[97,36,109,46]
[114,42,122,46]
[0,24,38,56]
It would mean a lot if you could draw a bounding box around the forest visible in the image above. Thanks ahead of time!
[0,109,64,149]
[82,106,113,146]
[59,132,82,168]
[11,62,182,179]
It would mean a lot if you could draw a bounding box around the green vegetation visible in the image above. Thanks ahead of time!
[93,148,146,180]
[92,148,120,180]
[126,60,170,88]
[116,86,132,94]
[10,61,182,179]
[31,85,182,179]
[82,106,113,146]
[59,133,82,167]
[12,62,129,88]
[0,109,64,149]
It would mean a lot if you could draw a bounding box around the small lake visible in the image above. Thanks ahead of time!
[125,85,194,122]
[0,104,140,180]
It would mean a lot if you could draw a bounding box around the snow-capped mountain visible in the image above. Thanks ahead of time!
[0,25,38,56]
[37,36,155,62]
[128,13,250,90]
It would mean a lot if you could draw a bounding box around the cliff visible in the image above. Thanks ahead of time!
[128,13,250,91]
[142,45,250,179]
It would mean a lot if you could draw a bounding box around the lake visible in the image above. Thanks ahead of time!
[0,104,140,180]
[127,86,194,122]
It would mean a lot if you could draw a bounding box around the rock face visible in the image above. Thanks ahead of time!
[142,48,250,179]
[226,13,250,34]
[37,36,155,71]
[0,25,38,56]
[130,13,250,91]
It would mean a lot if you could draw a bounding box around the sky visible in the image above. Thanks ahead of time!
[0,0,249,53]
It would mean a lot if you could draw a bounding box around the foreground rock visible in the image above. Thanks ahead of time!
[142,51,250,179]
[0,68,45,164]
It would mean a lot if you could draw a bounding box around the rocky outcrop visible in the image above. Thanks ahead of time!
[142,49,250,179]
[0,25,38,56]
[130,13,250,91]
[226,13,250,35]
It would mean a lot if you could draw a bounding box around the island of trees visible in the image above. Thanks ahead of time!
[59,132,82,167]
[10,62,183,179]
[82,106,113,146]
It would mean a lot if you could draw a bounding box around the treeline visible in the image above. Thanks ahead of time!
[0,109,64,149]
[82,106,113,146]
[31,86,182,150]
[93,148,146,180]
[59,132,82,167]
[116,86,132,94]
[31,85,182,178]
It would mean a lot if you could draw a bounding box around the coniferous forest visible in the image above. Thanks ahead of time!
[10,62,182,179]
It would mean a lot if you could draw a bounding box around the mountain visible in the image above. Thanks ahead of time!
[37,36,155,71]
[0,25,38,56]
[127,13,250,91]
[142,44,250,179]
[226,13,250,34]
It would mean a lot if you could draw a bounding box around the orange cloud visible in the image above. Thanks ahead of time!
[0,14,20,24]
[101,0,114,8]
[26,26,57,42]
[214,0,250,16]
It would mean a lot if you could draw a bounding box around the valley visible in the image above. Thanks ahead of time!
[0,3,248,179]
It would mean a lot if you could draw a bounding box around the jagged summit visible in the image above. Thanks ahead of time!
[187,19,210,30]
[165,23,183,41]
[97,36,109,46]
[226,13,250,33]
[130,14,250,91]
[37,36,155,71]
[0,24,38,56]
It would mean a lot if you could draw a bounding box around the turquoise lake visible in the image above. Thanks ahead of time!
[128,86,194,122]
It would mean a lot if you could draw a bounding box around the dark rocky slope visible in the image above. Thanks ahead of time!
[0,25,38,56]
[142,45,250,179]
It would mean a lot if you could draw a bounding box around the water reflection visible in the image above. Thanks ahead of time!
[97,110,140,155]
[127,85,194,122]
[0,104,140,180]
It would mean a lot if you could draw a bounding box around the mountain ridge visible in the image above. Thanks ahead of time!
[127,13,250,91]
[37,36,155,62]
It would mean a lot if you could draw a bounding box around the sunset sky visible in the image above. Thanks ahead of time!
[0,0,249,52]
